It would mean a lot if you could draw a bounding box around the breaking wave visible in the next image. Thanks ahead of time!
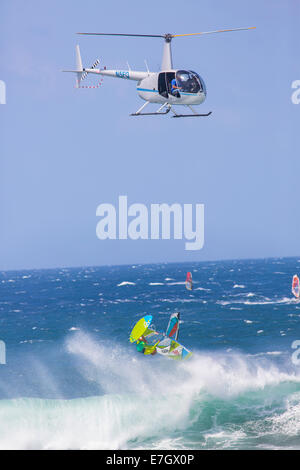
[1,332,300,450]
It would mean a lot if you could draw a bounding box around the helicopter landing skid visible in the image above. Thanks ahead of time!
[131,102,171,116]
[171,105,212,118]
[172,112,212,118]
[131,108,171,116]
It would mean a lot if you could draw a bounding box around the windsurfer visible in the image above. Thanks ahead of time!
[185,272,193,290]
[136,335,147,353]
[136,335,157,355]
[292,275,300,299]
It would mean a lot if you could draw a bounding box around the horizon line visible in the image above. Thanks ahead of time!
[0,254,299,274]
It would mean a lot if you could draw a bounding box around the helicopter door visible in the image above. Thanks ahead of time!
[158,72,175,98]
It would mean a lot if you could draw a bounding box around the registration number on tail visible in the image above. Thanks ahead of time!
[116,71,130,79]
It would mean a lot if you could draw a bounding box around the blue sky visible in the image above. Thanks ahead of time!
[0,0,299,270]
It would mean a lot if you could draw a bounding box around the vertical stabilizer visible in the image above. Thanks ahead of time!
[75,45,83,88]
[76,45,83,71]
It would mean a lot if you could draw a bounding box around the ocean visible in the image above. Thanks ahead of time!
[0,257,300,450]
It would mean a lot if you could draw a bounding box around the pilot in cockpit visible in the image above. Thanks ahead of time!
[170,78,181,97]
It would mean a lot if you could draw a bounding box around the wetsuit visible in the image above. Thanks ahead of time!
[136,340,146,353]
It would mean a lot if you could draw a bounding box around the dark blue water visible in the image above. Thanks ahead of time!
[0,257,300,449]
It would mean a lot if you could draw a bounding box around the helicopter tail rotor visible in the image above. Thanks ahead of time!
[75,45,101,88]
[63,45,102,89]
[78,58,103,89]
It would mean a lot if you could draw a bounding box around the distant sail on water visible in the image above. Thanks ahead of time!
[185,272,193,290]
[292,275,300,298]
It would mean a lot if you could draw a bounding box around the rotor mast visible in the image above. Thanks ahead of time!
[161,34,173,70]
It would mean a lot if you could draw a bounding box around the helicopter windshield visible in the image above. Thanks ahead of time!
[176,70,204,94]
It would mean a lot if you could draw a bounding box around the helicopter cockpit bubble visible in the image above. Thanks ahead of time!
[175,70,206,95]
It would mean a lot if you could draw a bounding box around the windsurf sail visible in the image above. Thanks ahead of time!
[292,275,300,298]
[165,312,180,341]
[185,272,193,290]
[129,315,152,343]
[156,337,192,360]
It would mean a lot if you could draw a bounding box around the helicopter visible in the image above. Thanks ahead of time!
[63,27,255,117]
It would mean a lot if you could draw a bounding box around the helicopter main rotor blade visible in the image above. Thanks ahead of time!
[77,28,255,41]
[77,32,165,38]
[172,27,256,38]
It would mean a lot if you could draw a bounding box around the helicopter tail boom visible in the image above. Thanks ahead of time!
[63,45,150,86]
